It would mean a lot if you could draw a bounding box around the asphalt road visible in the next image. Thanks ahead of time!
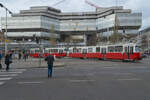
[0,57,150,100]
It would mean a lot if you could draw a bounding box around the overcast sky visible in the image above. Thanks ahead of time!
[0,0,149,30]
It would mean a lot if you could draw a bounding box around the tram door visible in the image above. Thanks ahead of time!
[124,46,134,60]
[101,47,107,59]
[82,48,87,58]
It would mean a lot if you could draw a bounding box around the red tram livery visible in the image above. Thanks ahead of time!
[30,43,142,61]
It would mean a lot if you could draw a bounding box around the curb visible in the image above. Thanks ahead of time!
[0,64,65,69]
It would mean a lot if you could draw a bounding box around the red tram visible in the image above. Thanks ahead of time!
[29,43,142,61]
[68,43,141,61]
[29,47,66,58]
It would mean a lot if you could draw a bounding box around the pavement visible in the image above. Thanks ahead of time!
[0,57,150,100]
[0,57,65,69]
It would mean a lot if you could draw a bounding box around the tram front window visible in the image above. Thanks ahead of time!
[135,46,140,52]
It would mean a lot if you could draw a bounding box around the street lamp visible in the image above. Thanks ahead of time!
[0,3,12,54]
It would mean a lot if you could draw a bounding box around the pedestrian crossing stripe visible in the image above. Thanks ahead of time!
[0,82,4,85]
[0,74,17,77]
[0,69,26,72]
[0,71,23,74]
[0,78,12,81]
[0,69,27,86]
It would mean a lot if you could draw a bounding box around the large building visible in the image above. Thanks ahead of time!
[1,6,142,46]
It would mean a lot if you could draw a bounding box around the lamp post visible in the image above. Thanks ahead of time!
[0,3,12,54]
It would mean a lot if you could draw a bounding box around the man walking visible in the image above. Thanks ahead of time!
[0,51,2,70]
[5,53,12,71]
[45,55,55,78]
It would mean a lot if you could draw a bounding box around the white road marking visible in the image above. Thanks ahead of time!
[103,67,119,69]
[0,78,12,81]
[0,74,17,77]
[10,69,26,71]
[114,73,133,75]
[18,81,43,84]
[0,82,5,85]
[0,69,26,72]
[117,78,141,81]
[69,80,95,82]
[0,71,23,74]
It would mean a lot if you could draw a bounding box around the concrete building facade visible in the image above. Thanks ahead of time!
[1,6,142,46]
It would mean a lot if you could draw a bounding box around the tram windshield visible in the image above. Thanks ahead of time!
[135,46,140,52]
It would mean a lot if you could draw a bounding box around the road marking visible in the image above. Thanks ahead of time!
[0,78,12,81]
[103,67,119,69]
[117,78,141,81]
[114,73,133,75]
[0,74,17,77]
[0,82,5,85]
[0,69,26,72]
[0,71,23,74]
[18,81,43,84]
[69,80,95,82]
[10,69,26,71]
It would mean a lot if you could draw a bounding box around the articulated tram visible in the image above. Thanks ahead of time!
[29,43,142,61]
[30,47,67,58]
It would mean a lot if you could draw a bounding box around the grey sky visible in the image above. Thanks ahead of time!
[0,0,149,30]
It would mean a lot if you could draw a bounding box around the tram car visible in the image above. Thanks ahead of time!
[29,43,142,61]
[30,47,67,58]
[30,48,41,58]
[43,47,67,58]
[68,43,141,61]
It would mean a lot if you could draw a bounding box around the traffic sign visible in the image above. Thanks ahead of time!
[5,39,9,42]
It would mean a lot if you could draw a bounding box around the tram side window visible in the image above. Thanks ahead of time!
[50,49,53,53]
[54,49,58,53]
[69,49,73,53]
[78,48,82,53]
[44,50,48,53]
[108,46,115,52]
[96,47,100,52]
[59,49,63,53]
[88,48,93,53]
[51,49,58,53]
[115,46,123,52]
[64,48,69,52]
[73,48,78,53]
[102,48,106,54]
[35,50,40,53]
[30,50,34,54]
[130,47,133,54]
[48,49,51,53]
[82,49,87,54]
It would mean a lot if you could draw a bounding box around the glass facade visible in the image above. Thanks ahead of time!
[1,16,59,38]
[1,16,41,29]
[1,6,142,45]
[96,14,115,30]
[60,19,96,31]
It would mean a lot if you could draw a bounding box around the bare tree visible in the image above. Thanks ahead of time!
[50,24,56,46]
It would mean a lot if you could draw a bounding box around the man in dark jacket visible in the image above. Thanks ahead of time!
[5,53,12,71]
[0,51,2,70]
[45,55,55,78]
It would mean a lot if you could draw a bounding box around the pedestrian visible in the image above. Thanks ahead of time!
[5,53,12,71]
[19,52,22,60]
[26,52,29,59]
[23,53,27,61]
[45,55,55,78]
[0,51,3,70]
